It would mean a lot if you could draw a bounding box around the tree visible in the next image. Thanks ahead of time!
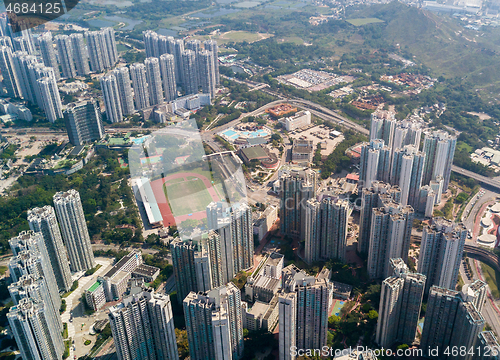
[175,329,189,359]
[368,310,378,320]
[328,315,340,327]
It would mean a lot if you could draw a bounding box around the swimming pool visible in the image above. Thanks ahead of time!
[132,136,149,145]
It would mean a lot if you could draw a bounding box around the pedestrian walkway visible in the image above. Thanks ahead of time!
[61,258,113,359]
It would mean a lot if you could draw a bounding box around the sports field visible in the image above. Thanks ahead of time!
[165,178,214,215]
[346,18,384,26]
[330,299,346,317]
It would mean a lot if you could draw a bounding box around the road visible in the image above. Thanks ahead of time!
[452,165,500,193]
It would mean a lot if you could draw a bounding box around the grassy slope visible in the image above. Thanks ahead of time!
[350,3,500,89]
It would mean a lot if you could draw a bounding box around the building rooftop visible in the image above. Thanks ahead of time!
[331,281,353,297]
[240,145,269,161]
[247,300,270,318]
[87,281,102,293]
[110,270,130,284]
[104,250,141,279]
[133,264,160,277]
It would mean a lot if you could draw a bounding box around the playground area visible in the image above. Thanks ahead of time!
[330,299,346,317]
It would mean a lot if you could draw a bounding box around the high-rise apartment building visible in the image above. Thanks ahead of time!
[144,57,164,106]
[173,39,184,83]
[12,51,37,103]
[109,288,178,360]
[475,331,500,360]
[417,218,467,294]
[376,258,425,348]
[112,67,135,115]
[55,35,77,79]
[206,201,254,279]
[170,239,213,302]
[278,168,317,239]
[421,130,457,192]
[204,40,220,86]
[85,28,117,73]
[421,286,484,360]
[53,190,96,272]
[367,201,414,279]
[27,63,57,109]
[0,36,12,48]
[199,50,216,98]
[9,274,63,332]
[370,110,396,149]
[28,206,72,292]
[0,45,21,97]
[304,194,351,264]
[279,291,296,360]
[183,283,244,360]
[64,99,104,146]
[461,279,487,313]
[181,49,198,95]
[100,73,123,123]
[160,53,177,101]
[130,63,150,110]
[37,32,60,80]
[144,30,160,58]
[8,298,64,360]
[357,181,401,255]
[359,139,391,187]
[392,115,424,150]
[390,145,425,207]
[36,76,63,122]
[8,231,60,311]
[69,33,90,76]
[279,265,331,360]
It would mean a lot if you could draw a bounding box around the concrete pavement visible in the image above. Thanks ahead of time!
[61,258,113,359]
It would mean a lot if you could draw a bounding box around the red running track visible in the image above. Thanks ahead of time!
[150,173,220,227]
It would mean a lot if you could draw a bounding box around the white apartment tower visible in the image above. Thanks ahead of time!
[204,40,220,86]
[100,73,124,123]
[69,33,90,76]
[37,32,60,80]
[418,218,467,294]
[160,53,177,101]
[422,130,457,192]
[112,67,135,115]
[8,231,61,312]
[183,283,244,360]
[36,76,63,122]
[376,259,426,348]
[130,63,150,110]
[109,289,178,360]
[199,50,216,98]
[0,45,21,97]
[28,206,72,292]
[304,195,351,264]
[181,49,198,95]
[54,35,76,79]
[8,298,64,360]
[144,57,164,106]
[53,190,96,272]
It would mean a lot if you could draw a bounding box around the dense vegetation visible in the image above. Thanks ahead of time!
[0,149,139,254]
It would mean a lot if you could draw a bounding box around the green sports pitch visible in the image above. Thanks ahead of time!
[164,177,214,215]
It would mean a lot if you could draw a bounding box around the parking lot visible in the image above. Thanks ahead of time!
[288,125,344,156]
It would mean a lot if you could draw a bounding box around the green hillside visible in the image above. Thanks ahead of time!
[347,2,500,92]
